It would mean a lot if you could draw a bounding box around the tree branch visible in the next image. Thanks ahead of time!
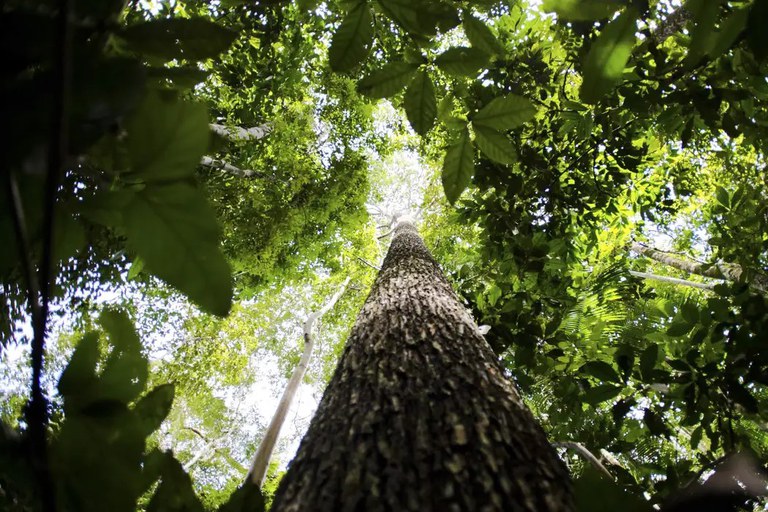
[210,122,272,142]
[631,243,768,294]
[247,276,352,486]
[629,270,716,291]
[553,441,614,480]
[200,156,265,178]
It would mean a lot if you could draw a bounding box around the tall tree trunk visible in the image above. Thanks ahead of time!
[270,221,573,511]
[248,277,351,486]
[631,243,768,294]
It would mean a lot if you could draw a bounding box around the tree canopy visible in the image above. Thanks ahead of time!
[2,0,768,510]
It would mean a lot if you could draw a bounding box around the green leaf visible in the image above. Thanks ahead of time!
[404,70,437,135]
[434,46,489,76]
[58,332,101,399]
[639,344,658,379]
[147,66,210,90]
[579,7,638,104]
[728,380,759,413]
[715,186,730,207]
[472,124,518,164]
[542,0,624,21]
[123,183,233,316]
[684,0,723,65]
[99,309,148,403]
[666,320,693,337]
[126,91,209,182]
[574,468,653,512]
[681,302,699,324]
[217,481,266,512]
[442,128,474,204]
[147,451,205,512]
[581,361,621,383]
[119,18,237,61]
[472,94,537,130]
[134,384,175,436]
[357,62,419,98]
[582,384,623,404]
[463,15,504,55]
[329,3,374,72]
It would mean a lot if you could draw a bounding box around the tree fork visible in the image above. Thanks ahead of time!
[271,220,573,511]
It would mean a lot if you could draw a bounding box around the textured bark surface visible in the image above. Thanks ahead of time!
[271,222,574,512]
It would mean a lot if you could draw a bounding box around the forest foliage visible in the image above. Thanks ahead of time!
[3,0,768,510]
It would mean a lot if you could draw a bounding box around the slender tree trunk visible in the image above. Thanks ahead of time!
[631,243,768,294]
[247,277,351,486]
[271,221,573,511]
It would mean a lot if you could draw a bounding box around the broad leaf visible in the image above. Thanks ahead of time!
[542,0,624,21]
[575,469,653,512]
[639,344,658,380]
[134,384,175,437]
[119,18,237,61]
[581,361,621,383]
[709,7,748,58]
[123,183,233,316]
[147,451,205,512]
[125,91,210,182]
[329,3,374,72]
[579,7,638,104]
[463,15,504,55]
[435,46,489,77]
[404,70,437,135]
[583,384,623,404]
[472,94,537,131]
[218,481,266,512]
[473,124,517,164]
[58,332,100,400]
[99,309,148,404]
[357,62,419,98]
[442,128,474,204]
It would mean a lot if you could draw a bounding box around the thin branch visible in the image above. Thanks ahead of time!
[553,441,614,480]
[629,270,716,291]
[356,257,381,271]
[200,156,265,178]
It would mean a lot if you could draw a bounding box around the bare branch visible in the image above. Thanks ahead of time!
[553,441,615,480]
[629,270,716,291]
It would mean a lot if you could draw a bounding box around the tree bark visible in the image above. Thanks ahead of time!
[631,243,768,294]
[271,220,573,511]
[209,122,272,142]
[247,277,351,486]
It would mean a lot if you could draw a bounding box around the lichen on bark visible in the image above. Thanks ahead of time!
[271,221,574,511]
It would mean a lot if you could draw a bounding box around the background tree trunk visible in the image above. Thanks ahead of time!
[270,221,573,511]
[248,277,351,486]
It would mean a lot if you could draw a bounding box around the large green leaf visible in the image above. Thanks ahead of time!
[580,361,621,383]
[542,0,624,21]
[119,18,237,61]
[99,309,148,404]
[442,128,474,204]
[134,384,175,437]
[123,183,233,316]
[357,62,419,98]
[147,451,205,512]
[472,124,517,164]
[472,94,537,131]
[579,7,638,104]
[404,70,437,135]
[329,3,374,72]
[125,91,210,182]
[575,469,653,512]
[463,15,504,55]
[58,332,100,402]
[434,46,489,77]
